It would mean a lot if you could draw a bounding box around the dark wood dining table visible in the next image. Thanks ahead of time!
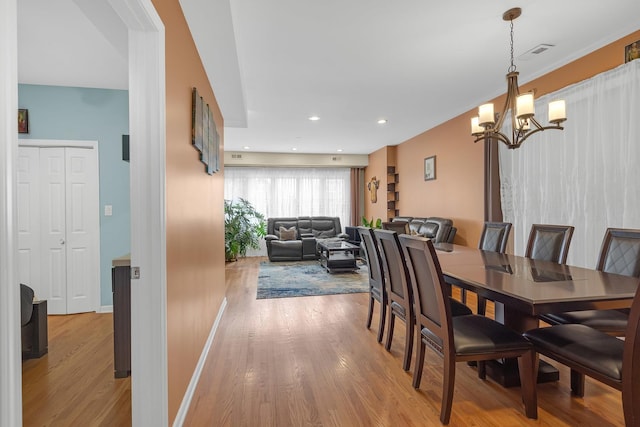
[433,243,640,386]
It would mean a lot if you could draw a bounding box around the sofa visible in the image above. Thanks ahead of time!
[265,216,349,261]
[20,283,48,359]
[391,216,456,243]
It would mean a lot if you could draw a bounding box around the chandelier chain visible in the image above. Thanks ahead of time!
[508,18,516,73]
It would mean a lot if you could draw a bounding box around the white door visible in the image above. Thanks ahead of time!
[17,143,99,314]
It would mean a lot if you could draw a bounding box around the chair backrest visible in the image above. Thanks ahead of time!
[596,228,640,278]
[374,229,412,309]
[358,227,384,294]
[525,224,574,264]
[479,221,512,253]
[399,234,452,352]
[623,284,640,425]
[382,221,409,234]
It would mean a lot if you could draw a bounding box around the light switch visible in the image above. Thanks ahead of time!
[104,205,113,216]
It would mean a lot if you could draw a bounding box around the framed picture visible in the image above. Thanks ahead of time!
[424,156,436,181]
[18,109,29,134]
[625,40,640,63]
[192,88,203,151]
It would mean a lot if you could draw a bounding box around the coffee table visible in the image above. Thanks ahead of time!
[317,240,360,273]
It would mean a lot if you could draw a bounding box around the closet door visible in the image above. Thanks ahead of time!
[64,147,99,314]
[18,144,99,315]
[17,147,41,295]
[40,148,68,314]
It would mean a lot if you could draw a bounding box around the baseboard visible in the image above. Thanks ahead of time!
[99,305,113,313]
[172,297,228,427]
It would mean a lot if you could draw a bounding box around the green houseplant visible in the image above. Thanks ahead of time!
[362,216,382,229]
[224,198,267,261]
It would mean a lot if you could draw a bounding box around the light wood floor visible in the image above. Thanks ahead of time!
[22,311,131,426]
[185,257,624,426]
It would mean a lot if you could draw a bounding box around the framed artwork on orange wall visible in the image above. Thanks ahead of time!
[424,156,436,181]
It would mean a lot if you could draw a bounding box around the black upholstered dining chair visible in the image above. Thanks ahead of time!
[523,284,640,426]
[381,221,409,234]
[479,221,512,253]
[357,227,387,343]
[525,224,574,264]
[476,221,512,315]
[540,228,640,336]
[374,229,472,372]
[374,229,415,371]
[399,235,538,425]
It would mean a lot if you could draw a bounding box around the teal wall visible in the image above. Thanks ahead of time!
[18,84,130,308]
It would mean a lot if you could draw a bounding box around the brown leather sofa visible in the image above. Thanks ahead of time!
[265,216,348,261]
[391,216,456,243]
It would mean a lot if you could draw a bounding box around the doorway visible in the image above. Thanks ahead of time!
[17,141,100,315]
[1,0,168,425]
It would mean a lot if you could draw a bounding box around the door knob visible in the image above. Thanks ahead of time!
[60,239,65,245]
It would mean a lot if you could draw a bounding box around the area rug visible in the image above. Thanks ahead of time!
[256,260,369,299]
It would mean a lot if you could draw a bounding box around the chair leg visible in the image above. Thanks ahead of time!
[477,296,487,316]
[385,312,396,351]
[477,361,486,379]
[376,298,386,343]
[570,369,585,397]
[366,294,374,329]
[402,316,414,372]
[517,350,538,419]
[440,355,456,425]
[412,338,426,389]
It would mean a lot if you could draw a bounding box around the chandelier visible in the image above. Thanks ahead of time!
[471,7,566,149]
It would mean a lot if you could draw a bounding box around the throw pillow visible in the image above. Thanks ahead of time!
[279,226,297,241]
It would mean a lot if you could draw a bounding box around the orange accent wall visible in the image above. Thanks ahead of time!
[368,30,640,247]
[151,0,226,422]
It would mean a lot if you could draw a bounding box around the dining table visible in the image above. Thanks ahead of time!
[433,243,640,387]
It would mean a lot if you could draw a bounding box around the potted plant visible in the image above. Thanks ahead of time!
[362,216,382,229]
[224,198,267,261]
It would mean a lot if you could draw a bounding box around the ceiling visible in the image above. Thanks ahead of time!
[17,0,640,155]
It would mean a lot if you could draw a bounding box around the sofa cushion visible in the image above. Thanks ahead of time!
[419,222,439,238]
[279,226,297,241]
[311,218,338,238]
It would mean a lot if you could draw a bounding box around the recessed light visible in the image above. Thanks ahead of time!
[243,146,250,150]
[292,147,297,151]
[308,115,320,121]
[377,119,388,124]
[337,149,343,152]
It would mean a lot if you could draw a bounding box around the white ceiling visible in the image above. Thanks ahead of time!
[17,0,640,155]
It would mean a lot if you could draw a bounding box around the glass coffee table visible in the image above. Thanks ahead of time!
[317,240,360,273]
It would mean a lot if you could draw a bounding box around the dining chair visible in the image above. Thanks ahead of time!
[381,221,409,234]
[540,228,640,336]
[525,224,575,263]
[523,284,640,425]
[357,226,387,343]
[399,235,537,424]
[374,229,415,371]
[375,229,472,372]
[476,222,512,315]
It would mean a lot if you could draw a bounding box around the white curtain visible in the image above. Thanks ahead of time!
[225,167,352,256]
[500,60,640,268]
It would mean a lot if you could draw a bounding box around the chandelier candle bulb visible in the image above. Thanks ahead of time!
[516,93,535,118]
[471,117,483,135]
[548,100,567,123]
[478,103,495,126]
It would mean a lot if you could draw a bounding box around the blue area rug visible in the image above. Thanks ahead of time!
[257,260,369,299]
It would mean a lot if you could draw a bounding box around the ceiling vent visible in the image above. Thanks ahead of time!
[332,156,342,161]
[231,154,243,159]
[518,44,554,61]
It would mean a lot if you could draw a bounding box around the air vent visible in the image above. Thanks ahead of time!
[231,154,243,159]
[332,156,342,161]
[518,44,554,61]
